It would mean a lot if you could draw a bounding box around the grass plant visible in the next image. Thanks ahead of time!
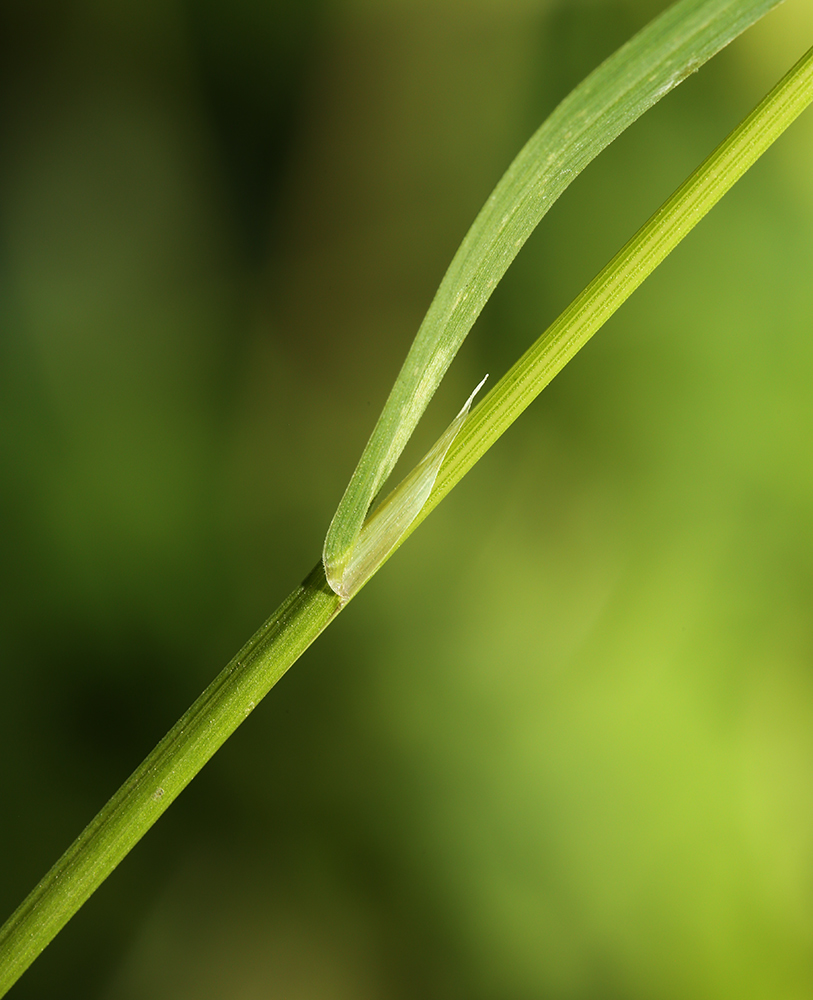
[1,0,811,993]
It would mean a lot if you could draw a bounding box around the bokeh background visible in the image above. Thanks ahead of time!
[1,0,812,997]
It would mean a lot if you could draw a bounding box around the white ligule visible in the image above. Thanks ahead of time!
[326,375,487,601]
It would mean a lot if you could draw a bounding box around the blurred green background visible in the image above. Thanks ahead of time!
[1,0,812,997]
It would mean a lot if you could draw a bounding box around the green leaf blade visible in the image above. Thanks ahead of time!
[323,0,786,594]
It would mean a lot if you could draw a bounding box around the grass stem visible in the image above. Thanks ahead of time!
[411,42,813,536]
[1,36,811,1000]
[0,563,340,995]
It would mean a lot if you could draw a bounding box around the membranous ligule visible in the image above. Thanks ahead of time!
[325,376,487,601]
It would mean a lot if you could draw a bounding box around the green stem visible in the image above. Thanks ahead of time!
[0,563,340,995]
[1,41,811,998]
[412,42,813,535]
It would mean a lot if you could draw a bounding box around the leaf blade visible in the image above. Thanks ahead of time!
[323,0,785,594]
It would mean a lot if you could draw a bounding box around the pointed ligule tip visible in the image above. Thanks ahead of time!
[461,373,489,416]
